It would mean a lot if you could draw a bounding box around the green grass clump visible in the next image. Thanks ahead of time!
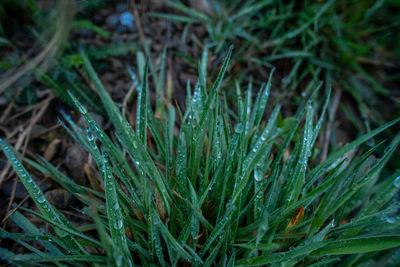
[1,47,400,266]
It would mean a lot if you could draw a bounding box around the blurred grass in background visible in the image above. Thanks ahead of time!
[156,0,400,126]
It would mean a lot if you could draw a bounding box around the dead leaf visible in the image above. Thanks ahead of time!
[84,163,104,192]
[286,206,305,230]
[44,138,61,161]
[155,189,167,221]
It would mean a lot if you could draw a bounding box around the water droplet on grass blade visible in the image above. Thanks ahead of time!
[385,215,395,224]
[77,104,87,114]
[115,254,123,267]
[254,168,263,181]
[234,123,244,133]
[366,138,375,147]
[37,196,46,203]
[114,220,123,229]
[393,176,400,188]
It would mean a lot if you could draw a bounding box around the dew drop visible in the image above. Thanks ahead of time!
[113,202,120,210]
[366,138,375,147]
[254,168,263,182]
[27,177,33,183]
[87,130,94,142]
[115,254,123,267]
[234,123,244,133]
[114,220,123,230]
[385,215,395,224]
[78,105,87,114]
[393,176,400,188]
[37,196,46,203]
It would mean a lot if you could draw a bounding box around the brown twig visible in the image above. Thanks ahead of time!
[122,82,136,117]
[0,95,54,193]
[130,0,147,49]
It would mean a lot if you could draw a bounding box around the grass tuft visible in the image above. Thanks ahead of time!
[1,48,400,266]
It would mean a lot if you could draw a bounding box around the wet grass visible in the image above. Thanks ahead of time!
[1,47,400,265]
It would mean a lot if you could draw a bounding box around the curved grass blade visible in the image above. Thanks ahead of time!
[137,61,149,144]
[11,211,62,256]
[308,118,400,181]
[7,254,107,263]
[0,139,86,254]
[310,236,400,256]
[79,54,172,214]
[101,155,132,266]
[236,241,325,266]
